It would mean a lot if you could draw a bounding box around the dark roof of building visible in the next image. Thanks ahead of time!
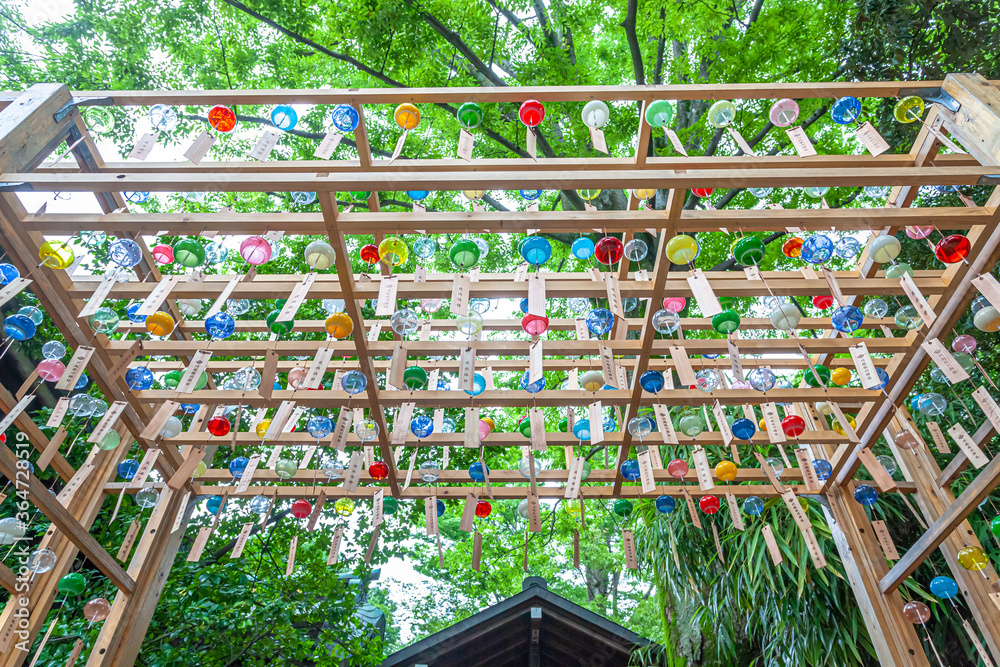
[381,577,650,667]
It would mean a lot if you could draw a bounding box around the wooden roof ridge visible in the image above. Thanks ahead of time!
[380,577,651,666]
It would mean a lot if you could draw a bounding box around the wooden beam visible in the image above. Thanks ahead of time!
[106,480,918,499]
[131,386,879,409]
[0,442,135,594]
[161,429,856,448]
[132,355,893,375]
[885,412,1000,663]
[351,102,373,169]
[1,79,990,106]
[824,483,929,666]
[940,73,1000,166]
[87,488,189,666]
[320,192,400,496]
[614,189,682,492]
[0,432,123,667]
[634,102,651,168]
[0,82,73,173]
[194,466,804,485]
[68,272,952,301]
[117,315,899,334]
[936,421,995,488]
[107,336,914,357]
[24,204,991,235]
[32,151,979,176]
[4,165,996,192]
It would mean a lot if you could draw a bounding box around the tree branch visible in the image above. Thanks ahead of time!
[549,0,577,66]
[208,2,530,159]
[483,0,535,48]
[747,0,767,26]
[482,193,510,212]
[216,0,407,89]
[621,0,645,85]
[203,510,291,565]
[652,9,667,84]
[402,0,507,86]
[531,0,557,47]
[707,231,786,271]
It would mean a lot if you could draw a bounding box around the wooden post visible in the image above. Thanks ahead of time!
[85,489,190,666]
[799,432,931,667]
[823,482,930,666]
[940,73,1000,165]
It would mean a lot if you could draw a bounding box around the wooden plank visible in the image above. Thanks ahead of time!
[1,79,988,106]
[881,450,1000,593]
[105,480,919,499]
[634,102,651,168]
[937,421,996,487]
[160,428,856,447]
[69,272,953,302]
[129,355,894,376]
[613,189,683,493]
[107,337,914,357]
[4,165,996,193]
[0,563,16,596]
[0,441,119,667]
[0,442,134,594]
[0,82,73,173]
[87,488,188,666]
[192,466,809,485]
[116,314,902,336]
[351,103,372,169]
[33,151,980,176]
[941,73,1000,165]
[319,192,399,496]
[885,411,1000,663]
[823,484,929,666]
[26,204,989,235]
[129,386,879,409]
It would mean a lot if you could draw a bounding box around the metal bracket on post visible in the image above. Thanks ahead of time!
[52,95,114,123]
[897,87,961,112]
[977,175,1000,186]
[800,493,833,514]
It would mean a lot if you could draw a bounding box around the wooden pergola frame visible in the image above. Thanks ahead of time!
[0,73,998,666]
